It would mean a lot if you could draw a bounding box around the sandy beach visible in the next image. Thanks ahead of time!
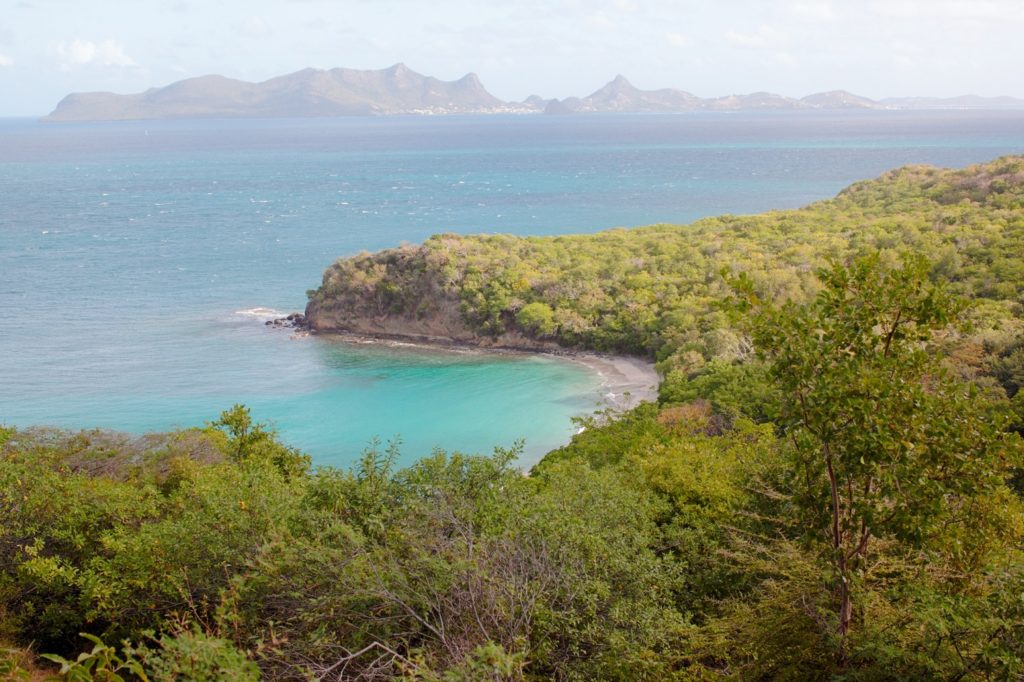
[566,353,660,410]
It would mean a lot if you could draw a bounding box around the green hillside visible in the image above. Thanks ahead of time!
[308,155,1024,401]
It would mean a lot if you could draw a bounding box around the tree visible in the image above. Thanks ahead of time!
[211,404,310,479]
[730,254,1020,644]
[515,302,556,337]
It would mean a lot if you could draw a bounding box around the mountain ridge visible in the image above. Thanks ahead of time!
[43,65,1024,121]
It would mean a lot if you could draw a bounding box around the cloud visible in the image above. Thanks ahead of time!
[0,53,12,67]
[237,16,271,37]
[786,1,839,22]
[775,51,799,66]
[53,39,136,70]
[725,25,788,49]
[588,11,617,30]
[866,0,1024,22]
[664,31,689,48]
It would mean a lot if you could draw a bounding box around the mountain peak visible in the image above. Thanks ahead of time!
[585,75,638,100]
[605,75,637,92]
[385,62,417,80]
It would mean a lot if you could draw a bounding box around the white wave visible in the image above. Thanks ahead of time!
[234,306,284,320]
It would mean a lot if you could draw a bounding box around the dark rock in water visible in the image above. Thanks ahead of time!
[267,312,309,330]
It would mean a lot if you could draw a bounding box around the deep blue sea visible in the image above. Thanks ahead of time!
[2,111,1023,467]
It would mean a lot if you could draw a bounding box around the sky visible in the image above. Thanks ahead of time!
[2,0,1024,116]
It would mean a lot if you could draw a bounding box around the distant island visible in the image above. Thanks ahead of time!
[44,63,1024,121]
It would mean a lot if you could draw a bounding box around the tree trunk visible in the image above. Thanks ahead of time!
[824,445,851,639]
[838,576,852,637]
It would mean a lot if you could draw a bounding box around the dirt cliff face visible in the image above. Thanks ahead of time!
[305,296,561,350]
[306,295,472,341]
[305,243,472,342]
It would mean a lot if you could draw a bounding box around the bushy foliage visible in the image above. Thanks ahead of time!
[514,301,557,337]
[41,633,147,681]
[135,630,260,681]
[0,409,308,660]
[0,420,693,680]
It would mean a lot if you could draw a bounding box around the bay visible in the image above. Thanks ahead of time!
[2,111,1023,466]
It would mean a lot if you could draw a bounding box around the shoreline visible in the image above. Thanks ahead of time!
[308,329,660,411]
[562,353,660,411]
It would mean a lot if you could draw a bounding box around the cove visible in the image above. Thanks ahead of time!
[3,112,1024,466]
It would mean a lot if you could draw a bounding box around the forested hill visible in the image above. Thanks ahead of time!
[307,155,1024,365]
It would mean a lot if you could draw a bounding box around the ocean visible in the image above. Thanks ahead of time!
[2,111,1023,467]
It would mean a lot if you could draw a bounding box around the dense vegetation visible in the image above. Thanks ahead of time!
[4,158,1024,679]
[309,155,1024,392]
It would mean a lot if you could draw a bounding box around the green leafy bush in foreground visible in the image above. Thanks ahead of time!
[1,411,690,680]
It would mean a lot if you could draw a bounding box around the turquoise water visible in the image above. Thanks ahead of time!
[2,111,1023,466]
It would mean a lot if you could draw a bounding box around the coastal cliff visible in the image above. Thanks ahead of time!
[304,240,564,350]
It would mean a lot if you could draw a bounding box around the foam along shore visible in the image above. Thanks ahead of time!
[305,330,660,412]
[566,353,660,411]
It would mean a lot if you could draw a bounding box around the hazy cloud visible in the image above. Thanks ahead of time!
[664,31,689,48]
[53,39,136,70]
[724,25,788,49]
[0,53,13,67]
[787,1,839,22]
[866,0,1024,22]
[237,16,272,37]
[775,51,799,66]
[588,11,617,30]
